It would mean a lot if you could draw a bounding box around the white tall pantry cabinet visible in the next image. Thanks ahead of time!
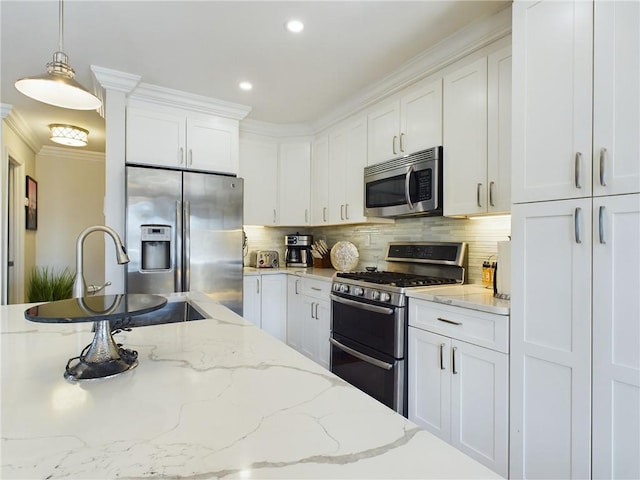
[510,1,640,479]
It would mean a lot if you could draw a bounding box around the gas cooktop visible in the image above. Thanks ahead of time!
[335,271,458,288]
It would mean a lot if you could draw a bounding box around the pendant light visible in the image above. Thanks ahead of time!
[14,0,101,110]
[49,124,89,147]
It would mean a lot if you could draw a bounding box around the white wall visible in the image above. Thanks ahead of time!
[35,146,105,285]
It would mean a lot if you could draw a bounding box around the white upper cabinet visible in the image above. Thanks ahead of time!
[512,1,593,203]
[278,142,311,226]
[593,1,640,197]
[328,115,369,224]
[126,106,239,174]
[368,79,443,166]
[239,137,278,225]
[443,57,488,216]
[310,136,330,225]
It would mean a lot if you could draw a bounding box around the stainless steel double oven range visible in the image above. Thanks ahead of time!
[330,241,467,416]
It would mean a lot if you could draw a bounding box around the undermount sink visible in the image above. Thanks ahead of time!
[109,300,207,330]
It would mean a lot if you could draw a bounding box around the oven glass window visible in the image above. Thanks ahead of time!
[366,169,432,208]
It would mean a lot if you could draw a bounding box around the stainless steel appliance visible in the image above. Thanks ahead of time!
[126,166,244,315]
[364,146,443,218]
[285,233,313,267]
[330,241,467,416]
[257,250,279,268]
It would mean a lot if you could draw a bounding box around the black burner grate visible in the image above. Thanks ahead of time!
[336,271,457,288]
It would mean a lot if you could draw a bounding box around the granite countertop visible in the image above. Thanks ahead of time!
[405,284,510,315]
[243,266,336,281]
[1,292,499,479]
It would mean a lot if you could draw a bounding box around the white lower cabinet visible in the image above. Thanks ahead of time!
[286,275,331,369]
[242,274,287,342]
[408,300,509,477]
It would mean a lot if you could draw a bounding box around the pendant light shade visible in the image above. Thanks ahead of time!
[49,124,89,147]
[14,1,101,111]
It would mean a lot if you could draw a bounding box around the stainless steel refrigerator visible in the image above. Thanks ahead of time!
[125,166,243,315]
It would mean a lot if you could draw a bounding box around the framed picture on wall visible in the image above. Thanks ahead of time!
[25,175,37,230]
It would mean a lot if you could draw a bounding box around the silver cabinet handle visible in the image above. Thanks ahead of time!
[599,148,607,186]
[314,302,319,319]
[310,302,315,319]
[452,346,458,374]
[305,209,308,223]
[345,203,350,220]
[477,183,482,207]
[256,278,260,294]
[574,207,582,244]
[323,207,327,222]
[273,209,277,224]
[405,165,415,210]
[330,294,394,315]
[399,132,405,153]
[295,279,300,295]
[329,337,393,370]
[179,147,184,165]
[340,204,345,221]
[440,343,446,370]
[437,317,463,326]
[188,149,193,166]
[184,201,191,292]
[311,286,322,291]
[599,206,606,244]
[575,152,583,189]
[489,181,495,207]
[392,135,398,155]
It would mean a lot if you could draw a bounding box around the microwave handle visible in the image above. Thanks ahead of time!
[404,165,415,210]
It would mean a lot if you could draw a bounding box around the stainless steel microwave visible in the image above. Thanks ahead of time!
[364,146,443,218]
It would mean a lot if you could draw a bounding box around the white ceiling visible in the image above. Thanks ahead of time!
[1,1,509,153]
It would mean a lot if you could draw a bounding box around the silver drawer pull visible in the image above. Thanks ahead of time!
[599,148,607,187]
[452,346,458,374]
[311,286,322,291]
[440,343,446,370]
[437,317,463,326]
[599,206,606,244]
[330,337,393,370]
[575,152,583,189]
[574,207,582,244]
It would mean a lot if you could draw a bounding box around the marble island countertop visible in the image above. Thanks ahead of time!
[1,292,500,479]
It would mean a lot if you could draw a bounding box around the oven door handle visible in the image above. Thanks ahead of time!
[330,294,395,315]
[404,165,415,210]
[329,337,394,371]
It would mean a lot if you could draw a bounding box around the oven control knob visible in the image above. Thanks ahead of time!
[353,287,364,296]
[380,292,391,302]
[339,284,350,294]
[371,290,381,301]
[333,283,341,292]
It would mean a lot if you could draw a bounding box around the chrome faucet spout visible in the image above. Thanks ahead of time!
[72,225,130,298]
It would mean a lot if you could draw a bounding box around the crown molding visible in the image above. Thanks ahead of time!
[312,4,512,132]
[91,66,143,118]
[37,145,105,163]
[128,82,253,121]
[3,107,39,154]
[240,118,314,139]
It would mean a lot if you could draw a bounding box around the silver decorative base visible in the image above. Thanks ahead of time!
[64,320,138,382]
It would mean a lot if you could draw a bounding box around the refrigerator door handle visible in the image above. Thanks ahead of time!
[184,201,191,292]
[175,201,183,292]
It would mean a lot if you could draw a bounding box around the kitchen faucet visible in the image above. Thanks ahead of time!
[72,225,130,298]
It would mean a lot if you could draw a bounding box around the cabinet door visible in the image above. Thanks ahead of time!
[126,107,186,168]
[408,327,451,442]
[400,79,443,156]
[278,142,311,226]
[593,2,640,197]
[239,137,278,225]
[443,57,488,216]
[328,127,348,224]
[592,194,640,479]
[260,274,287,342]
[187,116,239,174]
[242,276,261,327]
[300,297,316,361]
[311,136,329,225]
[343,116,368,224]
[286,276,304,352]
[510,199,592,479]
[450,340,508,478]
[315,299,331,370]
[367,99,400,166]
[487,47,512,214]
[512,1,593,203]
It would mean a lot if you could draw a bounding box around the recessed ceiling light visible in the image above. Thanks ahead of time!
[239,81,253,91]
[286,19,304,33]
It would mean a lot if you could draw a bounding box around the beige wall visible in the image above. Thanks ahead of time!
[2,118,37,303]
[35,147,105,286]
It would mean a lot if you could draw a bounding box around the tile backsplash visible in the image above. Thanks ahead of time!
[244,215,511,285]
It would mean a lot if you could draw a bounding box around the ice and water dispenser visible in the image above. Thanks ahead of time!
[140,225,171,271]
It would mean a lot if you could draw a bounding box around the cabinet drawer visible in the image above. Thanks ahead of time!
[302,277,331,299]
[408,299,509,353]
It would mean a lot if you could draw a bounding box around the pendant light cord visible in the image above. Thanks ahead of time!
[58,0,64,52]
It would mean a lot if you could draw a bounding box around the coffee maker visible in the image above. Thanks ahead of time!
[285,233,314,267]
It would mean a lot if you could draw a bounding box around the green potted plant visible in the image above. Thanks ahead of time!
[27,267,75,302]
